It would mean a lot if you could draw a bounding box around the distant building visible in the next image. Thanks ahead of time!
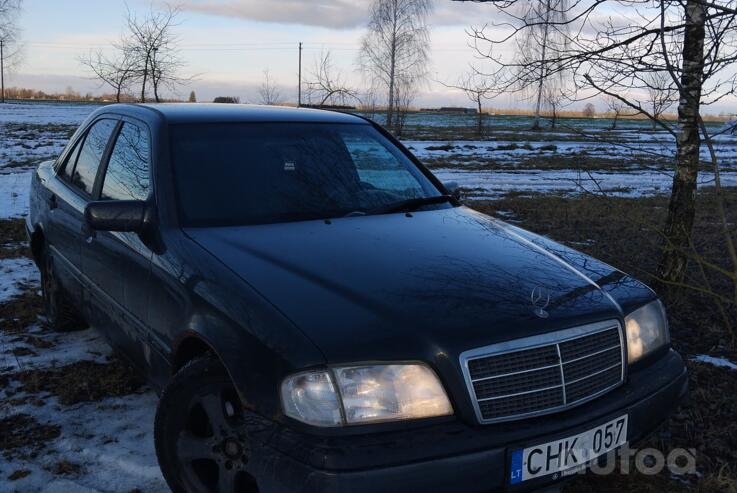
[420,107,478,114]
[301,104,357,110]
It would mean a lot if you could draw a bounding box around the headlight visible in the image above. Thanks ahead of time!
[281,364,453,427]
[625,300,670,364]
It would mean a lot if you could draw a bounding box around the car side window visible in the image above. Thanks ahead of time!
[101,122,151,201]
[341,132,425,195]
[70,119,118,195]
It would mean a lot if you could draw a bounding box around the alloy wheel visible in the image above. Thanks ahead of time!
[176,384,257,493]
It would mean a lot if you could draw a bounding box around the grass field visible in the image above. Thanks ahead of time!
[0,101,736,492]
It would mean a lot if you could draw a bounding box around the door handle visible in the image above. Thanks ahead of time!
[48,194,57,210]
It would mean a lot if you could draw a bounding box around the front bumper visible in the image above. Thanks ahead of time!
[249,349,687,493]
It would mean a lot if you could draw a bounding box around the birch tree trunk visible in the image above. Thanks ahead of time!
[386,3,398,130]
[477,97,483,135]
[387,53,396,130]
[140,54,148,103]
[532,0,552,131]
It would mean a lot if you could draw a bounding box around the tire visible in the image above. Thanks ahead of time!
[155,355,259,493]
[40,243,86,332]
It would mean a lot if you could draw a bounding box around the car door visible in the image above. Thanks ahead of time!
[81,118,153,371]
[44,118,119,305]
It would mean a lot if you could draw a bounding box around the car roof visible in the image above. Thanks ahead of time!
[103,103,368,125]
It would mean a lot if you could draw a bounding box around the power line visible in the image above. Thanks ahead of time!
[22,43,358,53]
[23,41,471,52]
[25,41,351,48]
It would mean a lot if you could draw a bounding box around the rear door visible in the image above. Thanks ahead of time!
[44,118,119,304]
[81,118,153,371]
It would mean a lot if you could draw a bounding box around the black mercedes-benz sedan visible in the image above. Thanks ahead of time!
[26,103,687,493]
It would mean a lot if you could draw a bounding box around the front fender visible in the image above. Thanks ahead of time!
[162,235,328,420]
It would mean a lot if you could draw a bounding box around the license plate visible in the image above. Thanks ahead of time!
[509,414,628,485]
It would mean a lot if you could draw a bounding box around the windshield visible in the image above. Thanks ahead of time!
[171,122,445,226]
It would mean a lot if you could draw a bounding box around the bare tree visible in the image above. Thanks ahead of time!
[359,0,431,133]
[79,4,187,103]
[359,84,381,120]
[393,78,417,137]
[439,70,496,135]
[304,51,360,107]
[79,48,137,102]
[582,103,595,118]
[544,87,567,128]
[460,0,737,288]
[514,0,570,130]
[0,0,22,102]
[124,4,184,102]
[604,95,627,130]
[644,71,678,130]
[258,69,281,105]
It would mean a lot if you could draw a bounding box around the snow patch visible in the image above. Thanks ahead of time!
[40,480,100,493]
[0,171,32,218]
[0,102,98,125]
[1,325,113,371]
[0,256,39,303]
[0,308,167,492]
[406,136,737,166]
[0,392,166,493]
[691,354,737,371]
[431,168,737,199]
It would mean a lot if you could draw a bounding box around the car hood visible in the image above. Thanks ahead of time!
[185,207,629,364]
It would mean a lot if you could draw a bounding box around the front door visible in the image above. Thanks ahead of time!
[81,119,153,372]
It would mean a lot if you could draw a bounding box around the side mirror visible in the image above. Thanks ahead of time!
[444,181,462,200]
[84,200,151,233]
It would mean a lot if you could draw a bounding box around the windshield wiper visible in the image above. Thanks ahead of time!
[362,194,455,216]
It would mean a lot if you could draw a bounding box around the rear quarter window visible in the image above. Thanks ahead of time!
[60,137,84,182]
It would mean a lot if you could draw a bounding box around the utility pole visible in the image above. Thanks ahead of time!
[298,41,302,107]
[1,39,5,104]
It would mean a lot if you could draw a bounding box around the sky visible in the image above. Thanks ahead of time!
[10,0,512,107]
[5,0,737,113]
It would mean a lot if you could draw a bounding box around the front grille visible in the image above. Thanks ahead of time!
[461,321,624,424]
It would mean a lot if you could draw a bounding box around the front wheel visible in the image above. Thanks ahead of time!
[155,355,259,493]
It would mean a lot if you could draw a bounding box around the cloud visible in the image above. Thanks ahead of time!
[178,0,369,29]
[431,1,496,27]
[178,0,496,29]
